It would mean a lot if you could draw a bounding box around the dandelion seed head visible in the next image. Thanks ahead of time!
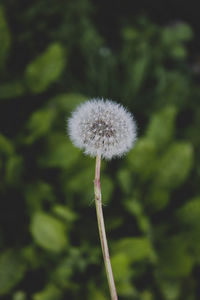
[68,99,137,159]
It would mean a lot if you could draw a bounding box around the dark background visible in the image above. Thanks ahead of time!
[0,1,200,299]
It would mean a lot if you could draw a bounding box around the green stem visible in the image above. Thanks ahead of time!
[94,154,118,300]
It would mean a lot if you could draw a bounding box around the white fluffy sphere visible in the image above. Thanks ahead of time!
[68,99,137,159]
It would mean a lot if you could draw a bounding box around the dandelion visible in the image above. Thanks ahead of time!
[68,99,137,159]
[67,99,137,300]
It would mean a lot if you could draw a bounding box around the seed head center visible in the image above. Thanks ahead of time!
[91,119,115,138]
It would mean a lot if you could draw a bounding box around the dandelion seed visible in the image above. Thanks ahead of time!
[68,98,137,159]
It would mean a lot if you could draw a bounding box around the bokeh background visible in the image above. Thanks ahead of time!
[0,1,200,299]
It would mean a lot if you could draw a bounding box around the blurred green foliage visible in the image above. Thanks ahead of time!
[0,1,200,300]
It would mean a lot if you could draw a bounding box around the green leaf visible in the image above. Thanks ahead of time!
[5,155,23,185]
[141,291,154,300]
[176,197,200,228]
[123,27,139,41]
[155,71,190,106]
[64,165,94,205]
[174,23,193,41]
[52,205,78,222]
[33,284,62,300]
[53,257,73,288]
[146,106,177,150]
[88,284,107,300]
[0,250,26,296]
[116,279,136,297]
[157,235,194,277]
[30,212,68,252]
[170,44,187,59]
[124,198,143,216]
[155,142,193,189]
[25,43,66,93]
[89,291,107,300]
[25,182,54,213]
[66,166,93,195]
[106,217,123,231]
[127,138,157,179]
[147,187,170,212]
[111,252,132,281]
[39,133,80,169]
[158,279,181,300]
[0,81,25,99]
[117,168,132,193]
[101,176,113,204]
[24,108,56,144]
[130,53,149,92]
[52,93,87,112]
[112,237,155,263]
[0,134,14,156]
[162,23,193,45]
[53,247,90,286]
[111,252,136,296]
[21,245,44,270]
[124,199,150,233]
[0,6,11,69]
[13,291,27,300]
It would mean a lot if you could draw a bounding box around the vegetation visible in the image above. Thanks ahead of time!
[0,1,199,299]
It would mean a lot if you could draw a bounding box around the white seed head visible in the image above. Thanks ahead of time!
[67,99,137,159]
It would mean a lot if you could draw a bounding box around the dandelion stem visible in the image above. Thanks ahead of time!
[94,154,118,300]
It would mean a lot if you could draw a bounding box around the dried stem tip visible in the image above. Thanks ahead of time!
[68,99,137,159]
